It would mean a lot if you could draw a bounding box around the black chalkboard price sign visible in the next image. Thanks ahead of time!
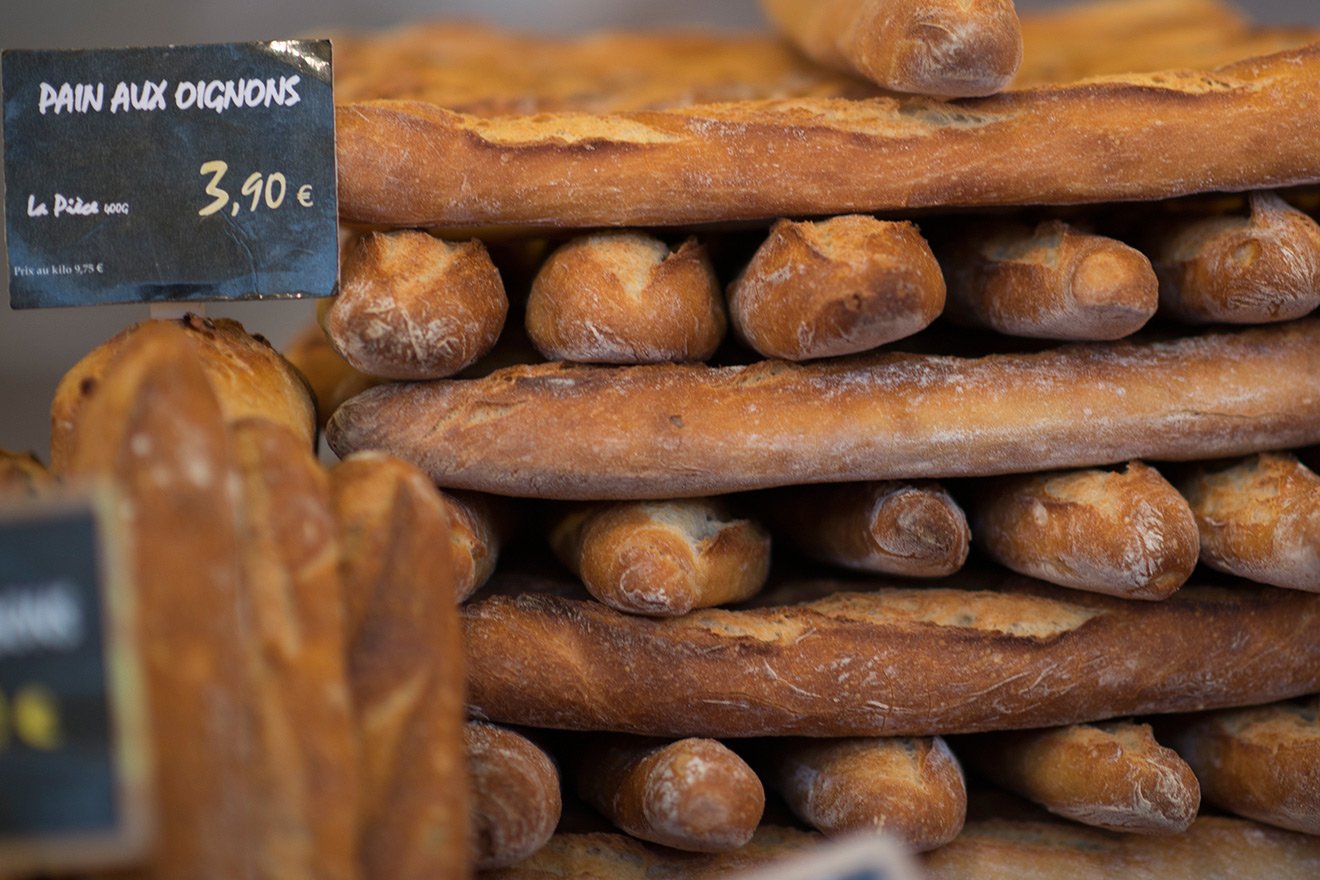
[0,494,151,875]
[2,40,338,309]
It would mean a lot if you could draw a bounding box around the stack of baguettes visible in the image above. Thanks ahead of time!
[306,0,1320,876]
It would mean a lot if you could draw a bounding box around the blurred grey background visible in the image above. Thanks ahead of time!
[2,0,1316,457]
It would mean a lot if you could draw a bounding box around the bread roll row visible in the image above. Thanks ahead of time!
[319,194,1320,381]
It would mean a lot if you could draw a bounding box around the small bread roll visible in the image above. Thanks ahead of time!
[761,0,1022,97]
[939,219,1157,340]
[526,232,725,364]
[1150,190,1320,324]
[576,736,764,853]
[763,481,969,578]
[467,721,562,871]
[972,462,1199,600]
[50,313,315,474]
[1178,452,1320,592]
[761,736,966,852]
[959,721,1200,835]
[549,498,770,617]
[0,450,55,498]
[324,230,508,380]
[1166,698,1320,835]
[728,216,946,360]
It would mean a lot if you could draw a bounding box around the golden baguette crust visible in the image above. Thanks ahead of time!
[526,233,725,364]
[330,453,469,880]
[939,220,1157,340]
[462,577,1320,738]
[763,736,966,851]
[283,319,381,429]
[64,322,253,879]
[1166,698,1320,835]
[959,721,1199,834]
[336,46,1320,229]
[1179,453,1320,592]
[1150,191,1320,324]
[51,314,315,474]
[0,450,55,498]
[764,481,970,577]
[230,419,358,880]
[479,826,822,879]
[728,217,945,361]
[328,320,1320,500]
[325,231,508,380]
[466,721,561,871]
[576,736,763,853]
[971,462,1199,600]
[549,499,770,617]
[761,0,1022,97]
[923,816,1320,879]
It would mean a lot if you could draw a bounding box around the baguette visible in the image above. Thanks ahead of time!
[324,230,508,380]
[938,220,1157,340]
[283,319,380,428]
[330,453,468,880]
[466,721,561,871]
[923,816,1320,879]
[548,499,770,616]
[760,736,965,851]
[762,481,969,578]
[970,462,1199,600]
[1165,697,1319,835]
[1178,452,1320,592]
[0,450,54,498]
[328,320,1320,500]
[336,46,1320,229]
[1149,190,1320,324]
[51,314,315,474]
[462,576,1320,738]
[230,418,358,879]
[63,321,254,879]
[575,736,763,852]
[727,216,945,361]
[526,233,725,364]
[760,0,1022,97]
[479,826,822,879]
[958,720,1199,834]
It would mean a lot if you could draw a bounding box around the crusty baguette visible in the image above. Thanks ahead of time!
[336,46,1320,229]
[444,490,505,601]
[526,233,725,364]
[548,499,770,616]
[937,220,1157,340]
[324,230,508,380]
[1164,698,1320,835]
[230,418,358,879]
[760,736,965,851]
[1178,452,1320,592]
[970,461,1199,600]
[727,216,945,361]
[329,320,1320,500]
[63,321,254,879]
[958,720,1199,834]
[762,481,969,578]
[1149,190,1320,324]
[466,721,561,871]
[0,450,55,498]
[330,453,469,880]
[922,815,1320,879]
[479,826,822,879]
[283,318,380,428]
[51,314,315,474]
[463,576,1320,738]
[575,736,763,852]
[760,0,1022,97]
